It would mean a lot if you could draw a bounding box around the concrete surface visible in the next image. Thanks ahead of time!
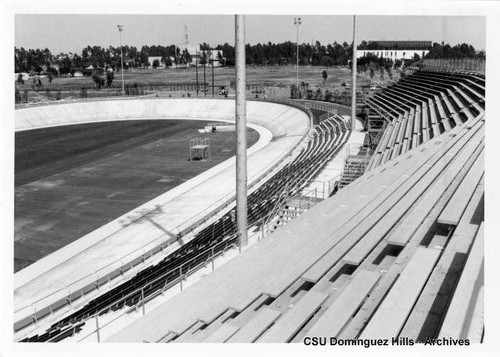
[14,98,310,331]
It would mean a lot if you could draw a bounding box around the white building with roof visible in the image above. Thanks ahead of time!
[357,40,432,61]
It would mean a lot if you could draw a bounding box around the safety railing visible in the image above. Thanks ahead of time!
[369,120,388,151]
[302,100,342,113]
[14,85,227,109]
[74,230,241,342]
[403,58,425,76]
[419,58,485,75]
[366,101,393,124]
[338,143,373,189]
[404,58,485,76]
[68,203,288,343]
[319,109,338,122]
[308,174,341,199]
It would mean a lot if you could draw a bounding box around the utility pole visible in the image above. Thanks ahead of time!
[196,49,199,96]
[203,50,207,97]
[235,14,248,248]
[351,15,357,130]
[294,17,301,95]
[117,25,125,95]
[211,51,215,97]
[184,24,189,48]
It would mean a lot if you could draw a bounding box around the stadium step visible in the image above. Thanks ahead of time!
[339,155,371,189]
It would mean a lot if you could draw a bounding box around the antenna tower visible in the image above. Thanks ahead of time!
[184,24,189,48]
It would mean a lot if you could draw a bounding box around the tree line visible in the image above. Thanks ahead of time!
[15,40,484,76]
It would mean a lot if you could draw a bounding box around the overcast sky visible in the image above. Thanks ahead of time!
[14,14,486,54]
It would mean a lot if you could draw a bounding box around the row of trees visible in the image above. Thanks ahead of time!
[15,40,484,76]
[425,42,485,58]
[14,40,354,75]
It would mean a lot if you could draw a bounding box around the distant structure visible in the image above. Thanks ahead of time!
[191,48,225,68]
[14,73,30,82]
[148,47,225,69]
[189,138,210,161]
[357,40,432,61]
[147,55,164,68]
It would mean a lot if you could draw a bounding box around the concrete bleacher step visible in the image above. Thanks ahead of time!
[386,139,483,248]
[399,179,483,341]
[172,321,205,343]
[300,121,480,284]
[409,76,467,124]
[224,294,271,329]
[438,222,484,341]
[258,290,328,343]
[173,308,235,343]
[453,86,484,114]
[465,285,484,343]
[227,307,281,342]
[304,270,381,339]
[437,153,484,226]
[343,133,483,265]
[360,247,441,339]
[202,323,240,343]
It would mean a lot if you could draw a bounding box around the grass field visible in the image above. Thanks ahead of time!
[15,120,258,272]
[17,65,373,93]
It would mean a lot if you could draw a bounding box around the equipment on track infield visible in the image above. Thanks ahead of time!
[189,137,210,161]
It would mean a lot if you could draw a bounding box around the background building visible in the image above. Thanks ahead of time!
[357,40,432,61]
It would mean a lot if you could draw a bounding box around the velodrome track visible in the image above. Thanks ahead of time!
[14,99,310,332]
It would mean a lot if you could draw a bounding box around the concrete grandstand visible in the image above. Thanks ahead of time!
[14,61,484,344]
[105,67,484,343]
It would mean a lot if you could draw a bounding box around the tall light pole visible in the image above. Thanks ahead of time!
[351,15,357,130]
[117,25,125,95]
[195,49,199,96]
[294,17,301,95]
[235,15,248,249]
[211,51,215,97]
[203,50,207,96]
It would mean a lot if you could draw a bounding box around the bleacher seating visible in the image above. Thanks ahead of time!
[20,110,350,343]
[22,69,485,344]
[365,70,484,172]
[105,70,484,344]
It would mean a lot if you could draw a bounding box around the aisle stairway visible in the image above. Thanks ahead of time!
[339,155,370,188]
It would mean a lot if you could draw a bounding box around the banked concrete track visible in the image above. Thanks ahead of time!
[14,98,310,335]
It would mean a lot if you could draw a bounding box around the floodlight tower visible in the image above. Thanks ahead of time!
[211,50,215,97]
[203,49,207,96]
[294,17,301,93]
[117,25,125,95]
[184,24,189,48]
[235,15,248,248]
[195,49,199,96]
[351,15,357,130]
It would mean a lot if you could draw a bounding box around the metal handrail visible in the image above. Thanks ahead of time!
[403,58,486,76]
[22,207,277,342]
[74,203,289,342]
